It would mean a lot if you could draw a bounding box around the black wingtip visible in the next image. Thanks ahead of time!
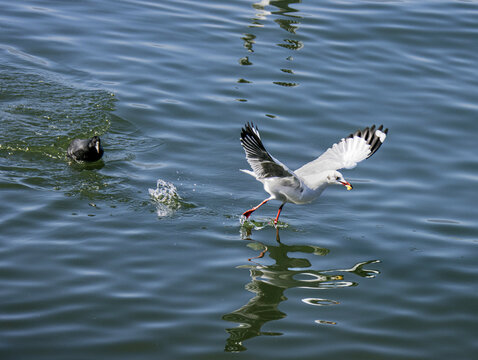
[348,125,388,158]
[240,122,272,161]
[241,122,260,145]
[241,122,258,140]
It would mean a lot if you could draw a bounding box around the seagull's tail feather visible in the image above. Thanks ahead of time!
[240,169,256,177]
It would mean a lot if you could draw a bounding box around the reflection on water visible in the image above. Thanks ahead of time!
[252,0,301,20]
[223,228,380,352]
[239,0,303,88]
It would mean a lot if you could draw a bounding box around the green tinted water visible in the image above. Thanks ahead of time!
[1,1,478,359]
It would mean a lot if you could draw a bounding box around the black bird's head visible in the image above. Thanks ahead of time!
[89,136,101,154]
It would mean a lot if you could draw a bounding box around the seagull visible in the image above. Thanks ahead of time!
[67,136,104,162]
[240,122,388,224]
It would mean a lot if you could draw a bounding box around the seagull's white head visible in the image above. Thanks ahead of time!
[326,170,353,191]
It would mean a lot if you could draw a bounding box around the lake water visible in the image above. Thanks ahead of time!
[1,1,478,359]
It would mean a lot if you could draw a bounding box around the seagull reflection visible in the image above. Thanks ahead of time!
[238,0,303,89]
[223,229,380,352]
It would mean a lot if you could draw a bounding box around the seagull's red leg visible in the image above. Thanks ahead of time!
[242,198,270,219]
[273,203,285,225]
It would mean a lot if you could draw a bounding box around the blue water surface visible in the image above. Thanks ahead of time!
[1,1,478,359]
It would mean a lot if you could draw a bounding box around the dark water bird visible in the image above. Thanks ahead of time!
[240,123,388,224]
[67,136,104,162]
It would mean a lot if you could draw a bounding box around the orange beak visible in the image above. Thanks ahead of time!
[340,181,353,191]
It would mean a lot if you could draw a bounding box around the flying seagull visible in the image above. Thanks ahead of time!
[67,136,104,162]
[240,123,388,224]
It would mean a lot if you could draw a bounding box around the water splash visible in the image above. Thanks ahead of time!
[240,217,289,239]
[148,179,182,217]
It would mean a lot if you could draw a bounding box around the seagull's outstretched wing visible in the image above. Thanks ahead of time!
[295,125,388,178]
[240,122,296,180]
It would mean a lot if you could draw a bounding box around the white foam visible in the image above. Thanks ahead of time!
[148,179,181,217]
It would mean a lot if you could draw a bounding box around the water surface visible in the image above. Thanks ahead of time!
[1,1,478,359]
